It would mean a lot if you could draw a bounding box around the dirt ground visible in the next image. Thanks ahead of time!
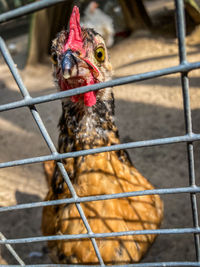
[0,4,200,265]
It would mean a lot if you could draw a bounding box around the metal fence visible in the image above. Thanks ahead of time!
[0,0,200,266]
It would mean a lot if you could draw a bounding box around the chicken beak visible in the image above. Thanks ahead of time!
[61,50,78,79]
[61,49,99,80]
[60,50,98,106]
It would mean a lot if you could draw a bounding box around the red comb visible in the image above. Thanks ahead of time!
[64,6,83,52]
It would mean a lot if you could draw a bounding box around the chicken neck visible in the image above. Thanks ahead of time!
[58,91,120,153]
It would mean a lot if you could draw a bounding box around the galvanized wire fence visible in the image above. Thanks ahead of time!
[0,0,200,266]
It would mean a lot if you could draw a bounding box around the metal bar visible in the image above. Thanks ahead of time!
[0,227,200,245]
[0,0,68,24]
[175,0,187,64]
[0,261,200,267]
[175,0,200,260]
[1,61,200,112]
[0,263,200,267]
[0,186,200,213]
[0,36,57,153]
[187,142,200,260]
[0,38,104,266]
[0,38,29,98]
[30,107,58,153]
[0,232,25,266]
[1,133,200,169]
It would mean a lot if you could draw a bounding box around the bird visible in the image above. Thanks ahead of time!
[42,6,163,265]
[81,1,115,48]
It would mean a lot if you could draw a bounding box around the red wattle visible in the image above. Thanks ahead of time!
[84,91,96,106]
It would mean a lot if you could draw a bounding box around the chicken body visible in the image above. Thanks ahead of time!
[42,6,163,265]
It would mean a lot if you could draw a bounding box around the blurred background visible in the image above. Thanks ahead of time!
[0,0,200,265]
[0,0,200,66]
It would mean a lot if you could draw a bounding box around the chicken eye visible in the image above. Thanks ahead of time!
[51,53,58,65]
[95,47,105,62]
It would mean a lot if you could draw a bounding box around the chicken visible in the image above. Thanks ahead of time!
[81,1,115,47]
[42,6,163,264]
